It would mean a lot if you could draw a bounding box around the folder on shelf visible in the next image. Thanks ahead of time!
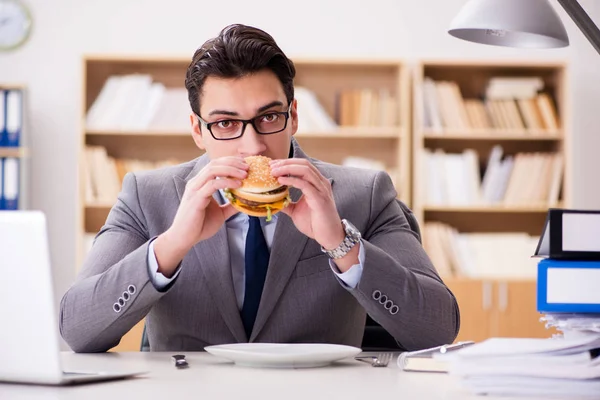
[533,208,600,260]
[5,90,22,147]
[537,258,600,313]
[0,89,6,147]
[2,157,19,210]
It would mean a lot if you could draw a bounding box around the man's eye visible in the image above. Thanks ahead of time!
[261,113,279,123]
[217,120,235,128]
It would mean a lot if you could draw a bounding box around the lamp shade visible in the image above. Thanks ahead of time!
[449,0,569,49]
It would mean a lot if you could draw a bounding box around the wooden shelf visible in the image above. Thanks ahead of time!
[424,205,555,213]
[422,130,562,140]
[86,127,404,139]
[86,129,189,137]
[84,204,112,233]
[445,277,537,283]
[297,127,403,139]
[0,147,27,158]
[0,84,26,91]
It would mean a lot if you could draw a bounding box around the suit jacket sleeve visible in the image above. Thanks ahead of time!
[348,171,460,350]
[59,173,167,352]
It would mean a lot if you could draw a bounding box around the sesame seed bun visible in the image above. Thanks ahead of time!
[238,155,281,193]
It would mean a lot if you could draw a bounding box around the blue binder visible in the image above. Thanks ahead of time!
[0,90,6,147]
[537,258,600,313]
[5,90,22,147]
[0,158,3,210]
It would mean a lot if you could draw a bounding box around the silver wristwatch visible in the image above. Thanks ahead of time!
[321,219,361,259]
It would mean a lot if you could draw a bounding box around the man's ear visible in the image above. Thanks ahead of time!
[290,98,298,136]
[190,112,206,150]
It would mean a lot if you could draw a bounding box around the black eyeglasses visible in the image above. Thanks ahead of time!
[196,104,292,141]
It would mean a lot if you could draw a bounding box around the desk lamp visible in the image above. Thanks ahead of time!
[448,0,600,55]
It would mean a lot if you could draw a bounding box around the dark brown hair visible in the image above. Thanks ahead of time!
[185,24,296,117]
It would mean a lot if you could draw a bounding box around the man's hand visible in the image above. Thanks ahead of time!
[153,157,248,277]
[270,159,359,272]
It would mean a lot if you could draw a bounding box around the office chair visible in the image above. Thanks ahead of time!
[140,199,422,352]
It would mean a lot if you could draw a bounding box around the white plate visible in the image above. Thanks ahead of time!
[204,343,362,368]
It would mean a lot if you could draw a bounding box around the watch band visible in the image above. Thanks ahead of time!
[321,219,361,259]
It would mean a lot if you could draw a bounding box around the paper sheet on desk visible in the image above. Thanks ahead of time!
[442,336,600,358]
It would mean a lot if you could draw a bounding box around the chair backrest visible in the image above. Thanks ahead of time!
[141,199,422,352]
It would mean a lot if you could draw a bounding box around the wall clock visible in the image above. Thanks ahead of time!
[0,0,32,51]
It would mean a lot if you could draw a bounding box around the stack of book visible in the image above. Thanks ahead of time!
[421,76,559,134]
[534,208,600,338]
[422,145,563,207]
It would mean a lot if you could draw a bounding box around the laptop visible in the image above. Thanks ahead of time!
[0,211,146,385]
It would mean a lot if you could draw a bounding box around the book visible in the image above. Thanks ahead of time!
[537,258,600,313]
[397,341,474,372]
[534,208,600,260]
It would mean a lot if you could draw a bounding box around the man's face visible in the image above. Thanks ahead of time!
[190,69,298,160]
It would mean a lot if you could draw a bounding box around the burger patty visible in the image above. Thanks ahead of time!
[237,197,263,207]
[263,186,287,195]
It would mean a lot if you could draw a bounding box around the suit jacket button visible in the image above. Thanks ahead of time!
[113,303,121,313]
[127,285,136,295]
[123,291,130,301]
[378,294,388,305]
[372,290,381,300]
[384,300,393,310]
[390,305,399,315]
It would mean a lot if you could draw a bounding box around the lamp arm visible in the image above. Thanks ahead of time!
[557,0,600,55]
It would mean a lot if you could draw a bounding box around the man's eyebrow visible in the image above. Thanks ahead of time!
[207,100,285,117]
[257,100,284,113]
[208,109,239,117]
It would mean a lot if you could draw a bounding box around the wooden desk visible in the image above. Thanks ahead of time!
[0,352,539,399]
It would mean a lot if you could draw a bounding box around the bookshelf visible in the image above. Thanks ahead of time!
[413,60,569,341]
[0,84,27,211]
[79,56,411,350]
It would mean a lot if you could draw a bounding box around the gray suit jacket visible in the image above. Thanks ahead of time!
[60,140,459,352]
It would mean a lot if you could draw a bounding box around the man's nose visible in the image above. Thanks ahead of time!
[239,123,266,155]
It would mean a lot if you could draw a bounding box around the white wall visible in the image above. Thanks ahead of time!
[1,0,599,313]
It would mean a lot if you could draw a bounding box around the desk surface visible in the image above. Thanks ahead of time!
[0,352,538,399]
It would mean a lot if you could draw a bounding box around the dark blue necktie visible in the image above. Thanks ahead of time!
[241,216,270,339]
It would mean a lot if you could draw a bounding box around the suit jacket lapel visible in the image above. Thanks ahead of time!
[174,154,247,343]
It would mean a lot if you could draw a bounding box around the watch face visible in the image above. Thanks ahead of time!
[343,219,361,239]
[0,0,32,51]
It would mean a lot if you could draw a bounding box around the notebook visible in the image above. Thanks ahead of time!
[397,341,475,372]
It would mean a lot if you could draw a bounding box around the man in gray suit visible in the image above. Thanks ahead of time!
[60,24,459,353]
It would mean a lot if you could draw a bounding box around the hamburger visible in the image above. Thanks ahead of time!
[224,155,290,221]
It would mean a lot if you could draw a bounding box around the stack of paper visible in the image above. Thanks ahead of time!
[542,314,600,338]
[439,336,600,397]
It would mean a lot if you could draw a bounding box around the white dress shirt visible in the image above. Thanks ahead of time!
[147,192,365,308]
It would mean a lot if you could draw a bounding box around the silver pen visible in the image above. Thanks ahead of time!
[439,341,475,354]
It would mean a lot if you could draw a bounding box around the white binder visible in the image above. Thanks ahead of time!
[3,157,19,210]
